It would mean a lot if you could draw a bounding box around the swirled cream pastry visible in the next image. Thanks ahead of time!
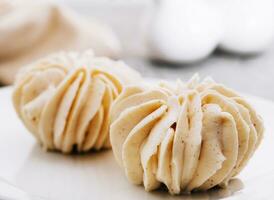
[0,0,121,84]
[110,75,264,194]
[12,50,141,153]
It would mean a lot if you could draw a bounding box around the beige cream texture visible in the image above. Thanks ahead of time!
[110,75,264,194]
[0,0,121,85]
[12,50,141,153]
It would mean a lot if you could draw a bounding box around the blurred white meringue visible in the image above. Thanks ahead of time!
[148,0,274,63]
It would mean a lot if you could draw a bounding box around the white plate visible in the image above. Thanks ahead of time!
[0,86,274,200]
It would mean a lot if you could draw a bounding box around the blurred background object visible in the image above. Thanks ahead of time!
[148,0,274,63]
[1,0,274,101]
[0,0,121,85]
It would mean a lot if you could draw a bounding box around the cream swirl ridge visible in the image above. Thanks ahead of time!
[12,50,141,153]
[110,75,264,194]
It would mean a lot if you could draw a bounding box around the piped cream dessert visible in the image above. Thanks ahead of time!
[12,50,141,153]
[110,75,264,194]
